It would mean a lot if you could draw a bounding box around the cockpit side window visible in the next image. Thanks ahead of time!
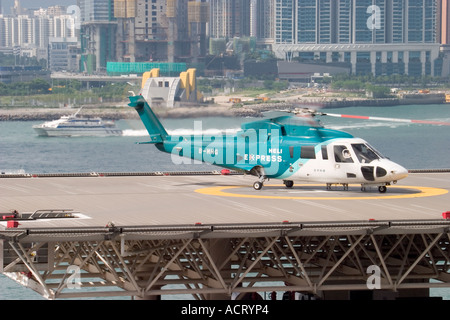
[351,144,380,163]
[334,145,354,163]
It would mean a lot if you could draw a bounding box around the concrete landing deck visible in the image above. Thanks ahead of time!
[1,173,449,300]
[0,172,448,231]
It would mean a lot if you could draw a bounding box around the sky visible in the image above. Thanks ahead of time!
[2,0,76,13]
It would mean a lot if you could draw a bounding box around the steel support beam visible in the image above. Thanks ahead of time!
[1,223,450,300]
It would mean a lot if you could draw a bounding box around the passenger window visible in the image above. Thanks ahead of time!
[301,146,316,159]
[334,145,354,163]
[321,145,328,160]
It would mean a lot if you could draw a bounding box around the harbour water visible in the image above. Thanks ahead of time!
[0,103,449,299]
[0,104,449,174]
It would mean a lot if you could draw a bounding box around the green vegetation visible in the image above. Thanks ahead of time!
[1,70,448,108]
[329,74,450,99]
[197,78,289,96]
[0,79,133,107]
[331,73,450,90]
[0,79,51,96]
[263,80,289,91]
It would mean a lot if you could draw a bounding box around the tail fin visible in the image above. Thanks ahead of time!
[128,95,168,143]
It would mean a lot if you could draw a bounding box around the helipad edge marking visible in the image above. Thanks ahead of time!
[195,185,448,200]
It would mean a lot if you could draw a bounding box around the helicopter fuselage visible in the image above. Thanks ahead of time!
[129,95,408,192]
[160,134,408,192]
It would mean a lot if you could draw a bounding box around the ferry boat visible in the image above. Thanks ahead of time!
[33,108,123,137]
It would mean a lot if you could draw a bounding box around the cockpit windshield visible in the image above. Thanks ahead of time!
[351,143,384,163]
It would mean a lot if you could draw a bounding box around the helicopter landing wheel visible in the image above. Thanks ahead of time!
[378,186,387,193]
[284,180,294,188]
[253,181,263,190]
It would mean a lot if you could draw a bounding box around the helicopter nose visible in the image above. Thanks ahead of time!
[389,163,409,181]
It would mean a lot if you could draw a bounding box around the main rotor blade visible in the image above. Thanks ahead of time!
[322,113,450,126]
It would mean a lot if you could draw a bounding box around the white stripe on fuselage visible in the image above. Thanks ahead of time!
[283,138,408,185]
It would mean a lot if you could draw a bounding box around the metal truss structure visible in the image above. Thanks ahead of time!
[1,220,450,300]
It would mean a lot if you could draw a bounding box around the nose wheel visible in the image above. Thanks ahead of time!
[361,184,389,193]
[283,180,294,188]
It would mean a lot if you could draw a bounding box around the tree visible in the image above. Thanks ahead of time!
[365,84,391,98]
[28,79,51,94]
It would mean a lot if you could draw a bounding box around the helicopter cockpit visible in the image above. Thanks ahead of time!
[351,143,385,163]
[327,139,408,190]
[332,141,384,164]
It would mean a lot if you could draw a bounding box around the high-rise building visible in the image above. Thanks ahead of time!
[275,0,295,44]
[209,0,250,39]
[438,0,450,77]
[0,6,78,71]
[337,0,351,43]
[275,0,438,46]
[114,0,209,64]
[296,0,332,44]
[272,0,446,77]
[78,0,116,73]
[250,0,274,42]
[0,12,76,48]
[386,0,405,43]
[353,0,386,44]
[439,0,450,45]
[406,0,436,43]
[79,0,114,22]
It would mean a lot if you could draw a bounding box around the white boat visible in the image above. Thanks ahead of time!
[33,108,123,137]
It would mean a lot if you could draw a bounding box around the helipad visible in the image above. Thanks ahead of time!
[0,172,449,228]
[1,171,450,300]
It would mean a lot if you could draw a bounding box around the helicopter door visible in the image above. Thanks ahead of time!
[333,145,358,180]
[334,145,354,164]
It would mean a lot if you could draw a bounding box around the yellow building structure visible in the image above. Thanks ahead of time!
[140,68,203,108]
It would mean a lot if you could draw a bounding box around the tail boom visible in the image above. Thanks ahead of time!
[128,95,168,143]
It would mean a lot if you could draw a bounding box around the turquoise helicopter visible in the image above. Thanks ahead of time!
[128,95,412,193]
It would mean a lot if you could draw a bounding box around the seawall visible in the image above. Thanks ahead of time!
[0,96,448,121]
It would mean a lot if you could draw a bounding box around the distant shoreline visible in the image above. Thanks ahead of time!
[0,99,448,121]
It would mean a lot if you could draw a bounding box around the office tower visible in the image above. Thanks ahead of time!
[114,0,209,64]
[438,0,450,78]
[386,0,405,43]
[209,0,250,38]
[272,0,445,77]
[406,0,436,43]
[337,0,351,43]
[275,0,294,44]
[438,0,450,45]
[275,0,438,45]
[250,0,274,41]
[296,0,333,43]
[79,0,114,22]
[187,0,209,60]
[78,0,116,73]
[353,0,386,44]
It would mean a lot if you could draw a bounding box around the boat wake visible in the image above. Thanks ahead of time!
[122,128,241,137]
